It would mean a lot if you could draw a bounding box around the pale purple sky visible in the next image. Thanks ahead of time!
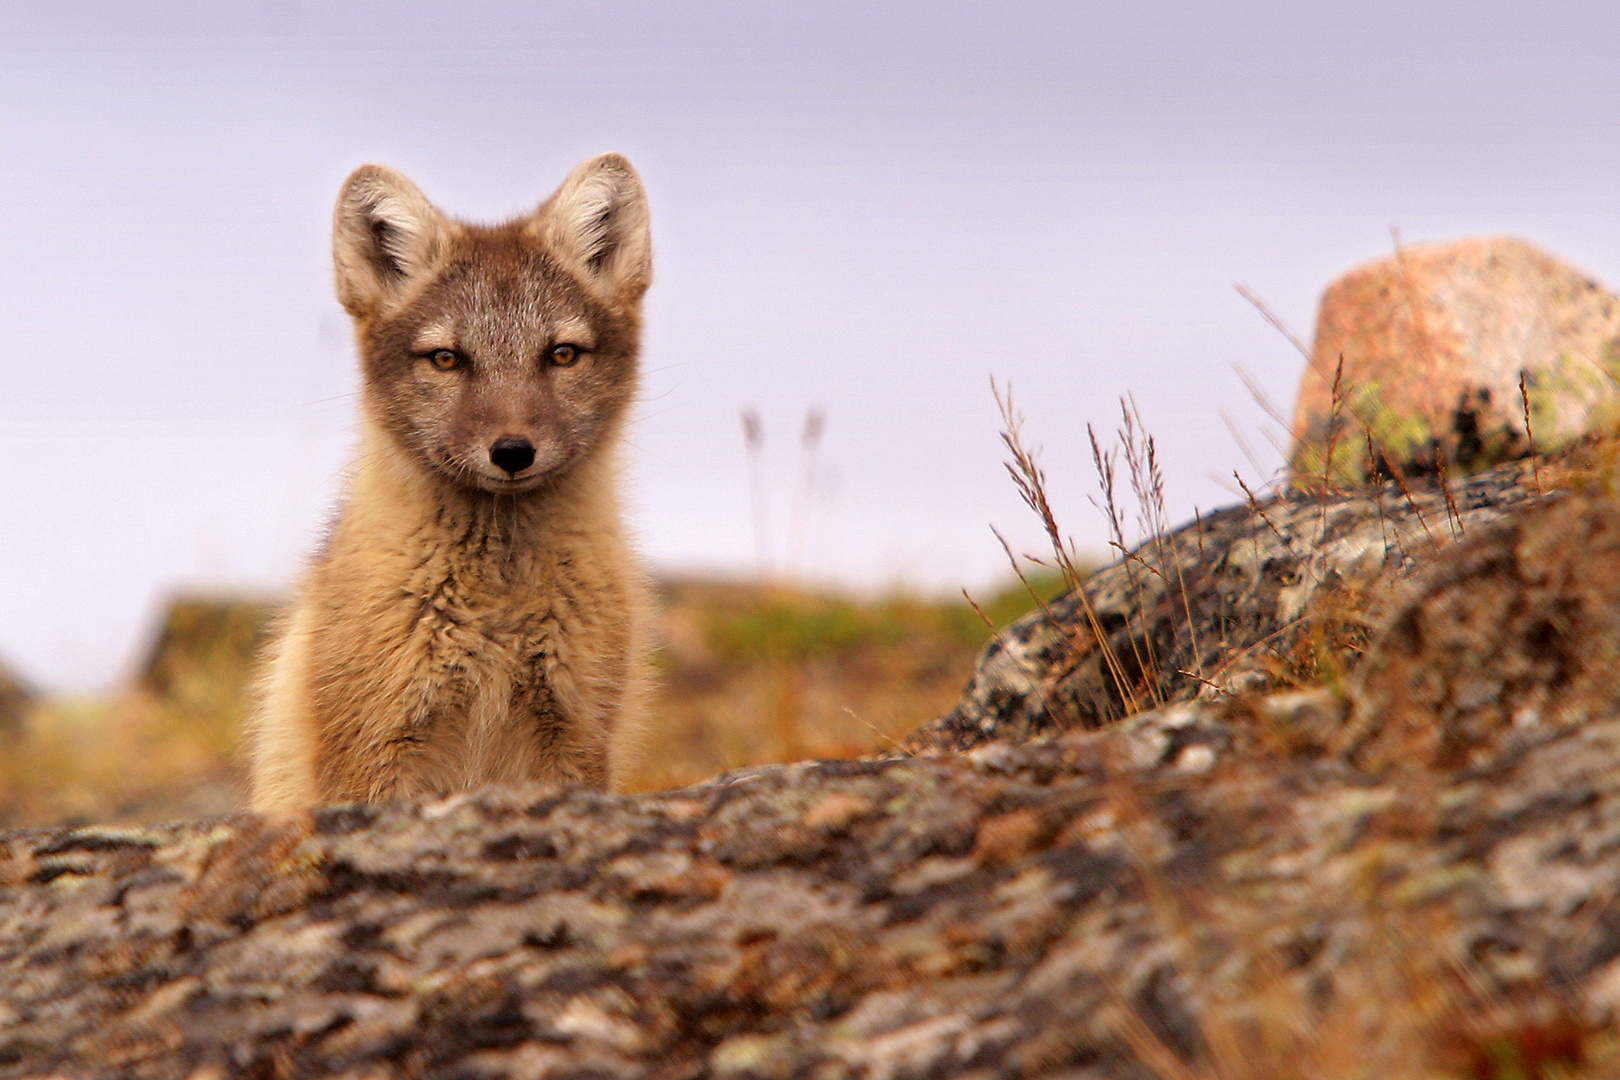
[5,1,1620,689]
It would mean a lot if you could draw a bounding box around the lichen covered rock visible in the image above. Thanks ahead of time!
[5,456,1620,1077]
[1348,493,1620,770]
[3,682,1620,1078]
[912,455,1548,756]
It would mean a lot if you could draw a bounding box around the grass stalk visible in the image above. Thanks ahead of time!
[1521,370,1543,496]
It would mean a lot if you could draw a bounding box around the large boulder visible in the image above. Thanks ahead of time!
[4,455,1618,1077]
[909,453,1550,755]
[1289,237,1620,484]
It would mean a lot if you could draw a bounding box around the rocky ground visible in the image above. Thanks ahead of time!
[6,452,1620,1079]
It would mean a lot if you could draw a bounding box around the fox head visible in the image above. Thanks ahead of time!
[331,154,651,495]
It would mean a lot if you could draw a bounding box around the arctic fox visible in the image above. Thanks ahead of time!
[248,154,652,812]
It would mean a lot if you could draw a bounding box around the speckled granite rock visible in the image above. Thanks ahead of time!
[2,679,1619,1079]
[1289,237,1620,484]
[6,458,1619,1078]
[911,455,1549,756]
[1347,493,1620,771]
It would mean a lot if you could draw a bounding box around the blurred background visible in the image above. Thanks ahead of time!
[4,1,1620,824]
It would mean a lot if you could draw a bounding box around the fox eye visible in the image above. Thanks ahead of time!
[427,349,460,371]
[549,343,581,367]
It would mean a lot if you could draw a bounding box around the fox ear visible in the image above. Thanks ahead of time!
[332,165,452,317]
[533,153,651,303]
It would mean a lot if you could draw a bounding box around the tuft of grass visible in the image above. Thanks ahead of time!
[995,381,1150,716]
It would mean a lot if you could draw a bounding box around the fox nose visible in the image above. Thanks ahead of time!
[489,436,536,475]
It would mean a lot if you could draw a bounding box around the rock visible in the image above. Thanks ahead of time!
[1289,237,1620,484]
[1347,493,1620,771]
[2,681,1618,1076]
[910,453,1551,756]
[4,449,1616,1077]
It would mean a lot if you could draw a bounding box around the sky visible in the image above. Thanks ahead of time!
[4,1,1620,691]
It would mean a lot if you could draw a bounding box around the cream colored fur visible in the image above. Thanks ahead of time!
[248,155,652,811]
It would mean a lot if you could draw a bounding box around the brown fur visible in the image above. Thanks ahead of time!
[248,154,653,812]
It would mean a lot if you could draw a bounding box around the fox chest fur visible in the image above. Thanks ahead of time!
[248,154,653,812]
[294,461,635,801]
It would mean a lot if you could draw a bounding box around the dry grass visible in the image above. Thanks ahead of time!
[0,691,242,827]
[0,595,268,826]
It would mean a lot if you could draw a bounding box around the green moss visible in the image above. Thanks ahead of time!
[1352,382,1433,469]
[1527,361,1617,448]
[1291,375,1441,485]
